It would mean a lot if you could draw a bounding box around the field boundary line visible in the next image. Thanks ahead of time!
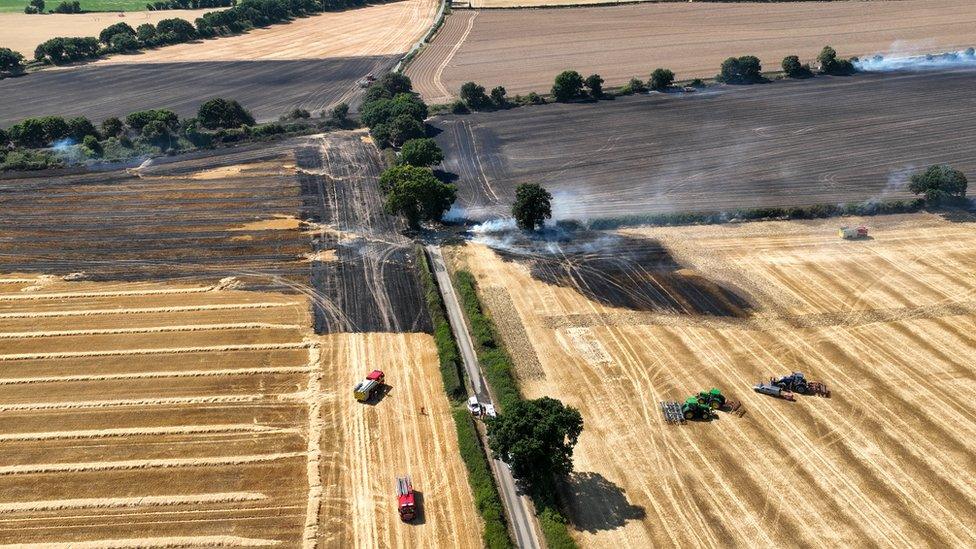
[0,535,282,548]
[0,424,296,442]
[0,342,311,361]
[0,452,304,476]
[0,286,215,301]
[0,394,262,412]
[0,366,313,385]
[0,323,302,339]
[300,341,323,548]
[0,492,268,514]
[0,301,303,319]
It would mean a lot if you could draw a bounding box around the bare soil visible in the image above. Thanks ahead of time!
[449,212,976,547]
[407,0,976,102]
[432,70,976,220]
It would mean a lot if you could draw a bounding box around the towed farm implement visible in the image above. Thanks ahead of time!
[661,388,744,423]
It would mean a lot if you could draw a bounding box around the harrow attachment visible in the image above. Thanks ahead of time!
[660,401,685,424]
[806,381,831,398]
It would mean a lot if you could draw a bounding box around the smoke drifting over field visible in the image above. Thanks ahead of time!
[855,48,976,71]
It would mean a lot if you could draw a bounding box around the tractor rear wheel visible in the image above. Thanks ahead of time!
[795,383,808,394]
[708,400,719,409]
[684,410,694,420]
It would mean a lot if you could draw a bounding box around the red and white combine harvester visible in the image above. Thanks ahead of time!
[396,476,418,522]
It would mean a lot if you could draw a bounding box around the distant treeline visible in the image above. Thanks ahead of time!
[147,0,235,10]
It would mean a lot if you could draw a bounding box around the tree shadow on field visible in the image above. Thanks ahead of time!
[561,471,646,532]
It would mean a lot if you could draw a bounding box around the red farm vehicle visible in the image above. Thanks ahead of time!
[396,476,418,522]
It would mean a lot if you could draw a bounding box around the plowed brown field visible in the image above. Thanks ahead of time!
[449,212,976,547]
[407,0,976,102]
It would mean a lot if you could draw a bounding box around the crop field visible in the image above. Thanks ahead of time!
[0,135,479,546]
[433,69,976,221]
[406,0,976,102]
[449,212,976,547]
[0,0,437,125]
[0,10,214,55]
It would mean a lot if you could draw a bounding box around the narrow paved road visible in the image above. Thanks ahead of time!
[425,245,543,549]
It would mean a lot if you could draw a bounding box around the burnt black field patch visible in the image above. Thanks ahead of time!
[296,138,431,334]
[0,55,400,125]
[484,229,751,317]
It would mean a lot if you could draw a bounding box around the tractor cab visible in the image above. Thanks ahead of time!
[681,397,713,420]
[696,388,727,409]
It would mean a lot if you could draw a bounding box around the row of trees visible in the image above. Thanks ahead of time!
[782,46,856,79]
[146,0,234,10]
[0,48,26,76]
[360,73,458,228]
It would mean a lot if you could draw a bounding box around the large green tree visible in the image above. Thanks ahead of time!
[486,397,583,490]
[551,70,584,102]
[398,138,444,167]
[460,81,490,109]
[718,55,763,84]
[584,74,604,98]
[781,55,813,79]
[380,165,457,228]
[909,165,968,204]
[817,45,855,75]
[649,68,674,91]
[512,183,552,231]
[197,98,254,129]
[0,48,25,74]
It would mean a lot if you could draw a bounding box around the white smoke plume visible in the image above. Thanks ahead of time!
[855,47,976,72]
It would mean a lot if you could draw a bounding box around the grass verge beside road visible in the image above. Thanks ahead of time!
[416,246,514,549]
[453,267,578,549]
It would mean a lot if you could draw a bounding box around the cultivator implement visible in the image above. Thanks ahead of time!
[660,401,685,424]
[806,381,831,397]
[722,399,746,417]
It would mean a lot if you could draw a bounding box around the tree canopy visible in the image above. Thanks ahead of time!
[551,70,584,102]
[718,56,763,84]
[781,55,813,79]
[909,165,968,204]
[486,397,583,490]
[0,48,26,74]
[380,165,457,229]
[398,138,444,167]
[460,81,490,109]
[197,98,254,129]
[649,68,674,91]
[817,45,855,75]
[512,183,552,231]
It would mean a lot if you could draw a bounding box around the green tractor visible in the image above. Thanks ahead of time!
[681,397,714,421]
[696,388,727,410]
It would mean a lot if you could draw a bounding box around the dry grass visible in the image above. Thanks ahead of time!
[450,212,976,547]
[95,0,437,64]
[408,0,976,102]
[0,274,481,546]
[0,10,214,57]
[316,332,483,548]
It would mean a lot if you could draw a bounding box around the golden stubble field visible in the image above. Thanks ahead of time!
[96,0,437,64]
[449,212,976,547]
[0,151,480,546]
[0,10,214,57]
[408,0,976,102]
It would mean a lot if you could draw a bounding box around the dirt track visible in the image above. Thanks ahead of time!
[450,212,976,547]
[407,0,976,102]
[433,69,976,220]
